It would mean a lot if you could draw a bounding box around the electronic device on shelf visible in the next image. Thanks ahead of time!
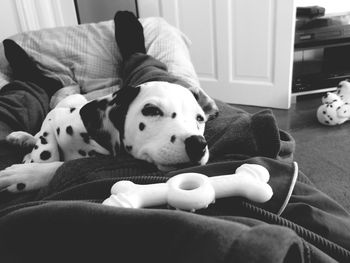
[293,11,350,94]
[295,12,350,47]
[296,6,325,19]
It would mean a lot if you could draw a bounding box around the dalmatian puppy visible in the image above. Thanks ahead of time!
[0,11,211,193]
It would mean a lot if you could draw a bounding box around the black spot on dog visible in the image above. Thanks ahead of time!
[139,122,145,131]
[323,111,326,114]
[325,120,330,124]
[30,160,34,163]
[16,183,26,191]
[66,126,73,135]
[330,104,333,108]
[125,145,133,152]
[172,112,177,118]
[80,132,90,144]
[56,127,60,135]
[70,107,76,113]
[34,145,38,150]
[170,135,176,143]
[196,114,205,122]
[43,132,48,137]
[336,107,341,111]
[78,150,86,156]
[39,136,47,145]
[40,151,51,160]
[48,118,52,121]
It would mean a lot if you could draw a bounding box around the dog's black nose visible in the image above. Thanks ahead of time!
[185,135,207,163]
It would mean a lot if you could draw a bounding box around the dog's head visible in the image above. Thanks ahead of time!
[80,81,209,171]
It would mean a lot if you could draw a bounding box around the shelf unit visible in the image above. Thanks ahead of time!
[292,39,350,100]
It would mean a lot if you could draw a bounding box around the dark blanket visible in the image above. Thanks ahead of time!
[0,101,349,263]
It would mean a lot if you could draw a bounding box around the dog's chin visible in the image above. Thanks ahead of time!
[155,152,210,172]
[137,148,209,172]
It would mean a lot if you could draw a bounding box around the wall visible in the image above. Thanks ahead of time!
[76,0,137,24]
[0,0,22,41]
[0,0,78,41]
[295,0,350,14]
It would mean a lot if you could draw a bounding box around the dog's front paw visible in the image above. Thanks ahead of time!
[6,131,36,149]
[0,162,62,193]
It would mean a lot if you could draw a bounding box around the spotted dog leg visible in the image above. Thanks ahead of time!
[0,161,63,193]
[0,114,62,193]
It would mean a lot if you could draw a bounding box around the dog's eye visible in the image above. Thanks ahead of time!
[142,104,164,117]
[196,114,205,123]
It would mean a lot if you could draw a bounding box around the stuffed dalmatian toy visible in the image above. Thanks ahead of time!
[317,80,350,126]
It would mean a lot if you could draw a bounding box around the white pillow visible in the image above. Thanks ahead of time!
[0,17,217,115]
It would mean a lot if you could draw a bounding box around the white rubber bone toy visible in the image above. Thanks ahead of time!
[102,164,273,211]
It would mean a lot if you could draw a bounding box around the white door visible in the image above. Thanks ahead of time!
[138,0,296,109]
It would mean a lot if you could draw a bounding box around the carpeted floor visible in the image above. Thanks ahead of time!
[234,95,350,212]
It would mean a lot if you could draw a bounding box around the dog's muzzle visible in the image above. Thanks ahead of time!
[185,135,207,163]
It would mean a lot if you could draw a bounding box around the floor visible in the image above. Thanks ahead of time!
[235,95,323,131]
[232,94,350,212]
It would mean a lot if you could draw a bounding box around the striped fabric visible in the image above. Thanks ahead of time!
[0,17,218,116]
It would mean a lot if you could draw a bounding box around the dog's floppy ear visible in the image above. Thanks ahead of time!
[108,86,141,139]
[80,86,140,154]
[186,85,219,120]
[80,98,112,153]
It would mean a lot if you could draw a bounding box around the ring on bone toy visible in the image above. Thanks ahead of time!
[102,164,274,211]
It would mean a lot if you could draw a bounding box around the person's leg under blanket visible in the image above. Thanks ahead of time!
[0,39,63,170]
[115,10,185,89]
[0,81,52,170]
[201,101,350,252]
[0,91,348,260]
[281,170,350,253]
[31,96,350,256]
